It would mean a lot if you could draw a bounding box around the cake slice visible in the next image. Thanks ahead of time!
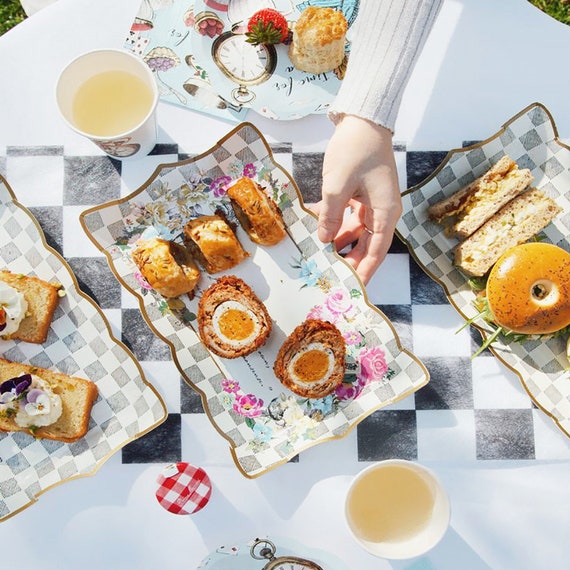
[428,156,533,239]
[0,270,61,343]
[453,187,562,276]
[0,358,98,442]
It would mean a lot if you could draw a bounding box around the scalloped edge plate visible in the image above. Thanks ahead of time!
[0,176,167,522]
[196,535,349,569]
[80,122,429,478]
[188,0,360,120]
[396,102,570,438]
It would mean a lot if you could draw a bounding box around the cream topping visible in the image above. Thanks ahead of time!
[0,374,63,429]
[0,281,28,337]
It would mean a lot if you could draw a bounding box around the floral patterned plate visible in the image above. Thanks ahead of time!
[0,176,167,522]
[189,0,360,120]
[396,102,570,438]
[80,122,428,478]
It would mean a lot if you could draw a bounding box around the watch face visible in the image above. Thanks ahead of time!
[212,32,276,85]
[271,562,321,570]
[266,556,323,570]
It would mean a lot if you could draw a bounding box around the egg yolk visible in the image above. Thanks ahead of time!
[292,349,329,383]
[218,308,255,341]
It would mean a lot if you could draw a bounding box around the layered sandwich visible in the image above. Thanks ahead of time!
[428,155,562,277]
[428,155,533,239]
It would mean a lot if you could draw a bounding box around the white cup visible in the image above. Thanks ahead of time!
[345,459,450,560]
[56,48,159,160]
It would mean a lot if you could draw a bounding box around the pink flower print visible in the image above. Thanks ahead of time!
[210,175,232,197]
[343,330,363,346]
[233,393,264,418]
[325,287,354,318]
[243,163,257,178]
[358,346,388,382]
[222,378,240,394]
[134,270,152,290]
[306,305,325,321]
[335,381,361,401]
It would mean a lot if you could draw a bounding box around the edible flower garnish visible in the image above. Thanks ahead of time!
[23,388,52,416]
[0,307,7,332]
[0,374,32,403]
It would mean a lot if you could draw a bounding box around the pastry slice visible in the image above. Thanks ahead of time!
[132,237,200,298]
[183,214,248,274]
[227,177,286,246]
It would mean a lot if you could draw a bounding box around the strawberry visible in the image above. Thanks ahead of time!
[246,8,289,46]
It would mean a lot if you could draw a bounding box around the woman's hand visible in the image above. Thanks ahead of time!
[314,114,402,285]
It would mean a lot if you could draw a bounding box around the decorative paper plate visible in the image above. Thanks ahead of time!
[80,122,428,478]
[125,0,248,123]
[396,102,570,438]
[188,0,360,120]
[0,177,167,522]
[196,536,349,569]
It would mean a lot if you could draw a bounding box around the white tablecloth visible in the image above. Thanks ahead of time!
[1,1,569,568]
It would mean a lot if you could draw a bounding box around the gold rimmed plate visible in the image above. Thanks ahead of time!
[396,102,570,438]
[80,122,429,478]
[0,177,167,522]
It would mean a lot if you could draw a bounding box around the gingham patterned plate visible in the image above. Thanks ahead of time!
[80,122,429,478]
[396,102,570,438]
[0,177,167,522]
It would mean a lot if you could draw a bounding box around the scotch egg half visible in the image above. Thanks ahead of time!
[274,319,346,399]
[197,276,272,359]
[211,300,263,350]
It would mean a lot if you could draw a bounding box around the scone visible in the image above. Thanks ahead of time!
[132,237,201,298]
[0,270,60,344]
[183,214,248,274]
[288,7,348,74]
[197,275,272,359]
[273,319,346,398]
[227,177,287,246]
[0,358,98,443]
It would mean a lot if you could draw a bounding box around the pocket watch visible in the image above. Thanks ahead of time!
[211,31,277,103]
[250,538,324,570]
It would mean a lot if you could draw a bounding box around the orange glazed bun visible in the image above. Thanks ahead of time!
[486,242,570,334]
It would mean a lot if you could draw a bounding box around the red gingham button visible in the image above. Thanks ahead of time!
[155,462,212,515]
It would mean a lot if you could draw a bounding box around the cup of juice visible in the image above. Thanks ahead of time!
[345,459,450,559]
[56,48,158,160]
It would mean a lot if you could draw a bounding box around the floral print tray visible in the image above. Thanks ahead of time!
[80,123,428,477]
[0,177,167,521]
[396,103,570,438]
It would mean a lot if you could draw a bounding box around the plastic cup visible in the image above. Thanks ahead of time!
[345,459,450,559]
[56,48,158,160]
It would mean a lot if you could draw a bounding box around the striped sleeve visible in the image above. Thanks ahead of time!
[329,0,443,132]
